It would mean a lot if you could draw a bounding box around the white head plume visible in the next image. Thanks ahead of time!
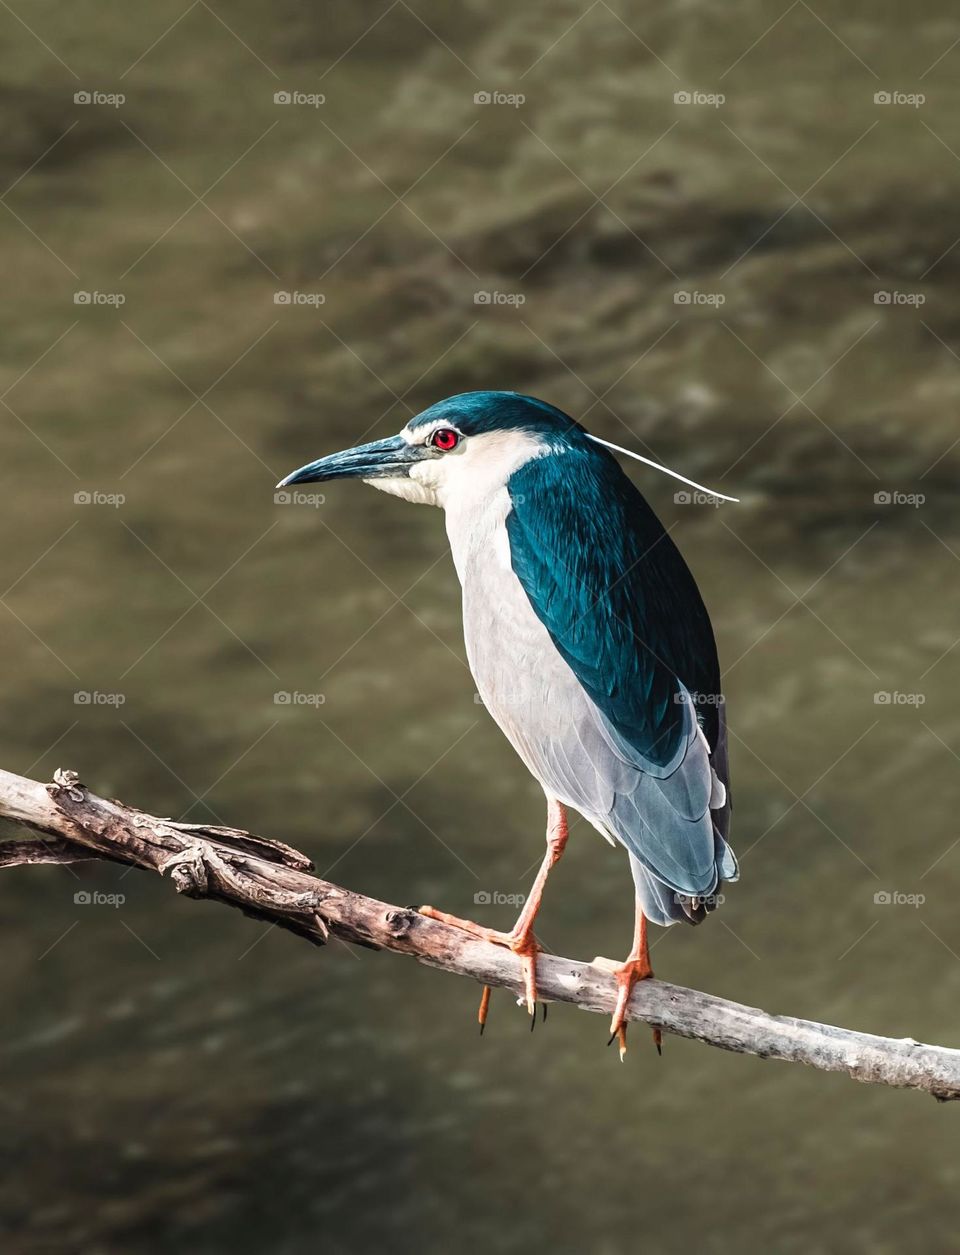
[585,434,739,502]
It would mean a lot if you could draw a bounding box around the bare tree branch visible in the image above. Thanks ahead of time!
[1,765,958,1101]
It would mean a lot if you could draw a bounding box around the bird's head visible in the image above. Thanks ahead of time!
[278,392,581,509]
[278,391,737,509]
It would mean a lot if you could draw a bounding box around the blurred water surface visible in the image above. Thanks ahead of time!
[2,2,960,1251]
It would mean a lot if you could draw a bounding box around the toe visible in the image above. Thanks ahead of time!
[478,984,491,1034]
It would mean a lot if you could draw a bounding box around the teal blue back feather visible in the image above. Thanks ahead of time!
[505,441,721,768]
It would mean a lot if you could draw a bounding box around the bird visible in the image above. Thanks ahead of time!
[279,391,739,1057]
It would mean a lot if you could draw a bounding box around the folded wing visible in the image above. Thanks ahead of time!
[502,442,737,923]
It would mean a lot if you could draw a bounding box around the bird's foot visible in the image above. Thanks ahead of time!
[418,905,542,1022]
[609,956,657,1062]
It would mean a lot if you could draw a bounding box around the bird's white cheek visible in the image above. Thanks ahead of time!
[364,465,441,506]
[411,460,447,504]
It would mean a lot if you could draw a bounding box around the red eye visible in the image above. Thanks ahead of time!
[430,427,460,451]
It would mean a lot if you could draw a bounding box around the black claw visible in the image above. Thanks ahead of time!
[606,1031,617,1048]
[542,1002,548,1024]
[479,1020,485,1037]
[530,1006,536,1032]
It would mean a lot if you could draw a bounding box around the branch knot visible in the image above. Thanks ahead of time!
[49,768,84,803]
[161,847,210,896]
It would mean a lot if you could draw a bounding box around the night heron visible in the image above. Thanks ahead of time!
[279,391,739,1056]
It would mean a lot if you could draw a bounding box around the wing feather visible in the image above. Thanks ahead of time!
[494,442,737,918]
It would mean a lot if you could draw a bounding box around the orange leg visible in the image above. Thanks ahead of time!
[609,900,658,1061]
[420,799,569,1025]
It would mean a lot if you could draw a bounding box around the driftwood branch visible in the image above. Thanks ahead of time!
[1,766,958,1102]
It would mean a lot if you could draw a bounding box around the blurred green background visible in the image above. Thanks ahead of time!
[2,2,960,1251]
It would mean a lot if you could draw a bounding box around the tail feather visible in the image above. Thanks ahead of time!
[629,819,738,928]
[620,695,736,919]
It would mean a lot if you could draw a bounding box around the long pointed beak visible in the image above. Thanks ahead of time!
[277,435,426,488]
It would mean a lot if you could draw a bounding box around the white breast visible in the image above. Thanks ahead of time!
[445,489,582,781]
